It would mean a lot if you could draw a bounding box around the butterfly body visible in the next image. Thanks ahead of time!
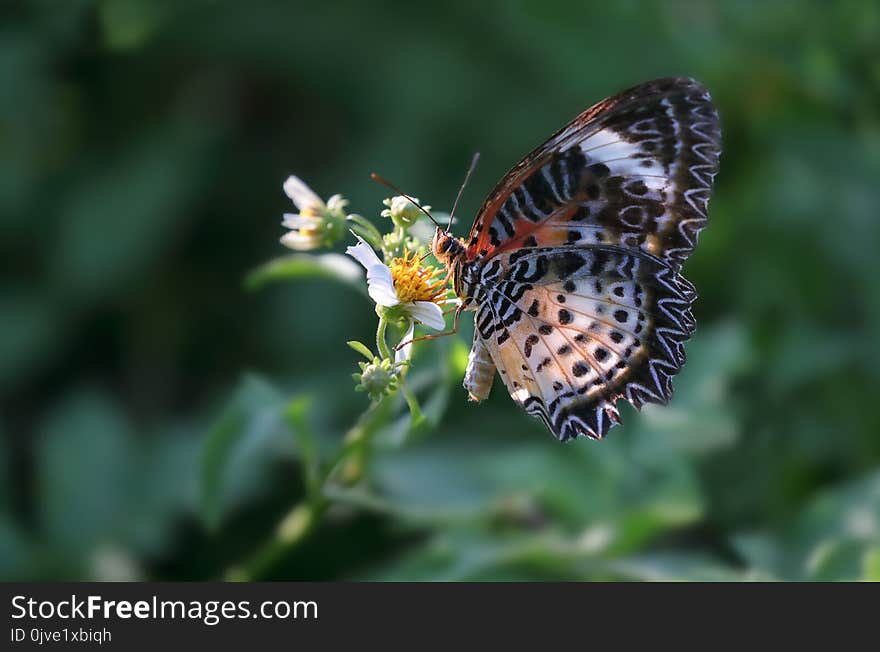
[432,77,721,442]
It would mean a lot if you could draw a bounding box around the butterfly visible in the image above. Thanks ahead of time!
[431,77,721,441]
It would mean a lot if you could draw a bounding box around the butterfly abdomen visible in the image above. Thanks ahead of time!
[463,332,496,402]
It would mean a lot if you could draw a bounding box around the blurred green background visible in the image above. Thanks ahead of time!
[3,0,880,581]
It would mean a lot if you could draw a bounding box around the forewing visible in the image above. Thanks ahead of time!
[466,77,720,271]
[474,246,695,441]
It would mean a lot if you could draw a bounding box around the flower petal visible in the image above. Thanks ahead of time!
[395,320,415,365]
[345,238,384,270]
[281,213,306,228]
[280,231,319,250]
[283,176,323,210]
[346,237,399,307]
[366,265,398,307]
[408,301,446,330]
[326,194,348,212]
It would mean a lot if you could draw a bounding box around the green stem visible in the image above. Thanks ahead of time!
[285,398,321,505]
[229,399,392,581]
[399,379,424,427]
[376,317,391,361]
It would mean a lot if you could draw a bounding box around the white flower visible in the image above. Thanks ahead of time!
[346,237,447,343]
[280,175,347,251]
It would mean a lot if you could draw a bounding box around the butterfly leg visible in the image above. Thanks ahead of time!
[394,305,463,351]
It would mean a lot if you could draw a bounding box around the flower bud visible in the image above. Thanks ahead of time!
[381,195,430,230]
[353,357,399,401]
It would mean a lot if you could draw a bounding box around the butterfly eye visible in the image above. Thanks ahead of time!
[433,232,449,253]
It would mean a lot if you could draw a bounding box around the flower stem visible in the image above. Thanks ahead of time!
[376,317,391,361]
[227,399,392,580]
[399,379,424,427]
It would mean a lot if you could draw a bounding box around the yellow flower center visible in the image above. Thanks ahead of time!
[389,250,445,304]
[295,205,328,237]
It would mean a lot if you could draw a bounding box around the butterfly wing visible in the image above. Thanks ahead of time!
[463,77,720,440]
[465,77,720,271]
[474,246,696,440]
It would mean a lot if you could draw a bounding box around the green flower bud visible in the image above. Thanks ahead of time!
[353,356,399,401]
[381,195,430,230]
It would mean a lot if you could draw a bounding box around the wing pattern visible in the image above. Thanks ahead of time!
[467,77,720,272]
[458,78,720,441]
[471,247,695,440]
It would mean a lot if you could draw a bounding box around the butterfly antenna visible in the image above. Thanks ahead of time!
[447,152,480,232]
[370,172,442,229]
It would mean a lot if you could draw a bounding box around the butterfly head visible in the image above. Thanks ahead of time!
[431,227,465,267]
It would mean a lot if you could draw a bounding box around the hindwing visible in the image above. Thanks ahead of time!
[470,246,695,440]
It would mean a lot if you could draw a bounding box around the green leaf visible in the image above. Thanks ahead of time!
[391,337,457,442]
[734,470,880,581]
[284,396,320,500]
[0,423,33,580]
[200,374,290,530]
[346,340,374,361]
[38,389,138,557]
[371,430,703,544]
[346,216,383,250]
[0,288,64,393]
[636,321,750,456]
[49,121,217,302]
[244,253,365,293]
[863,546,880,581]
[604,551,759,582]
[448,338,470,378]
[33,388,199,576]
[0,518,32,581]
